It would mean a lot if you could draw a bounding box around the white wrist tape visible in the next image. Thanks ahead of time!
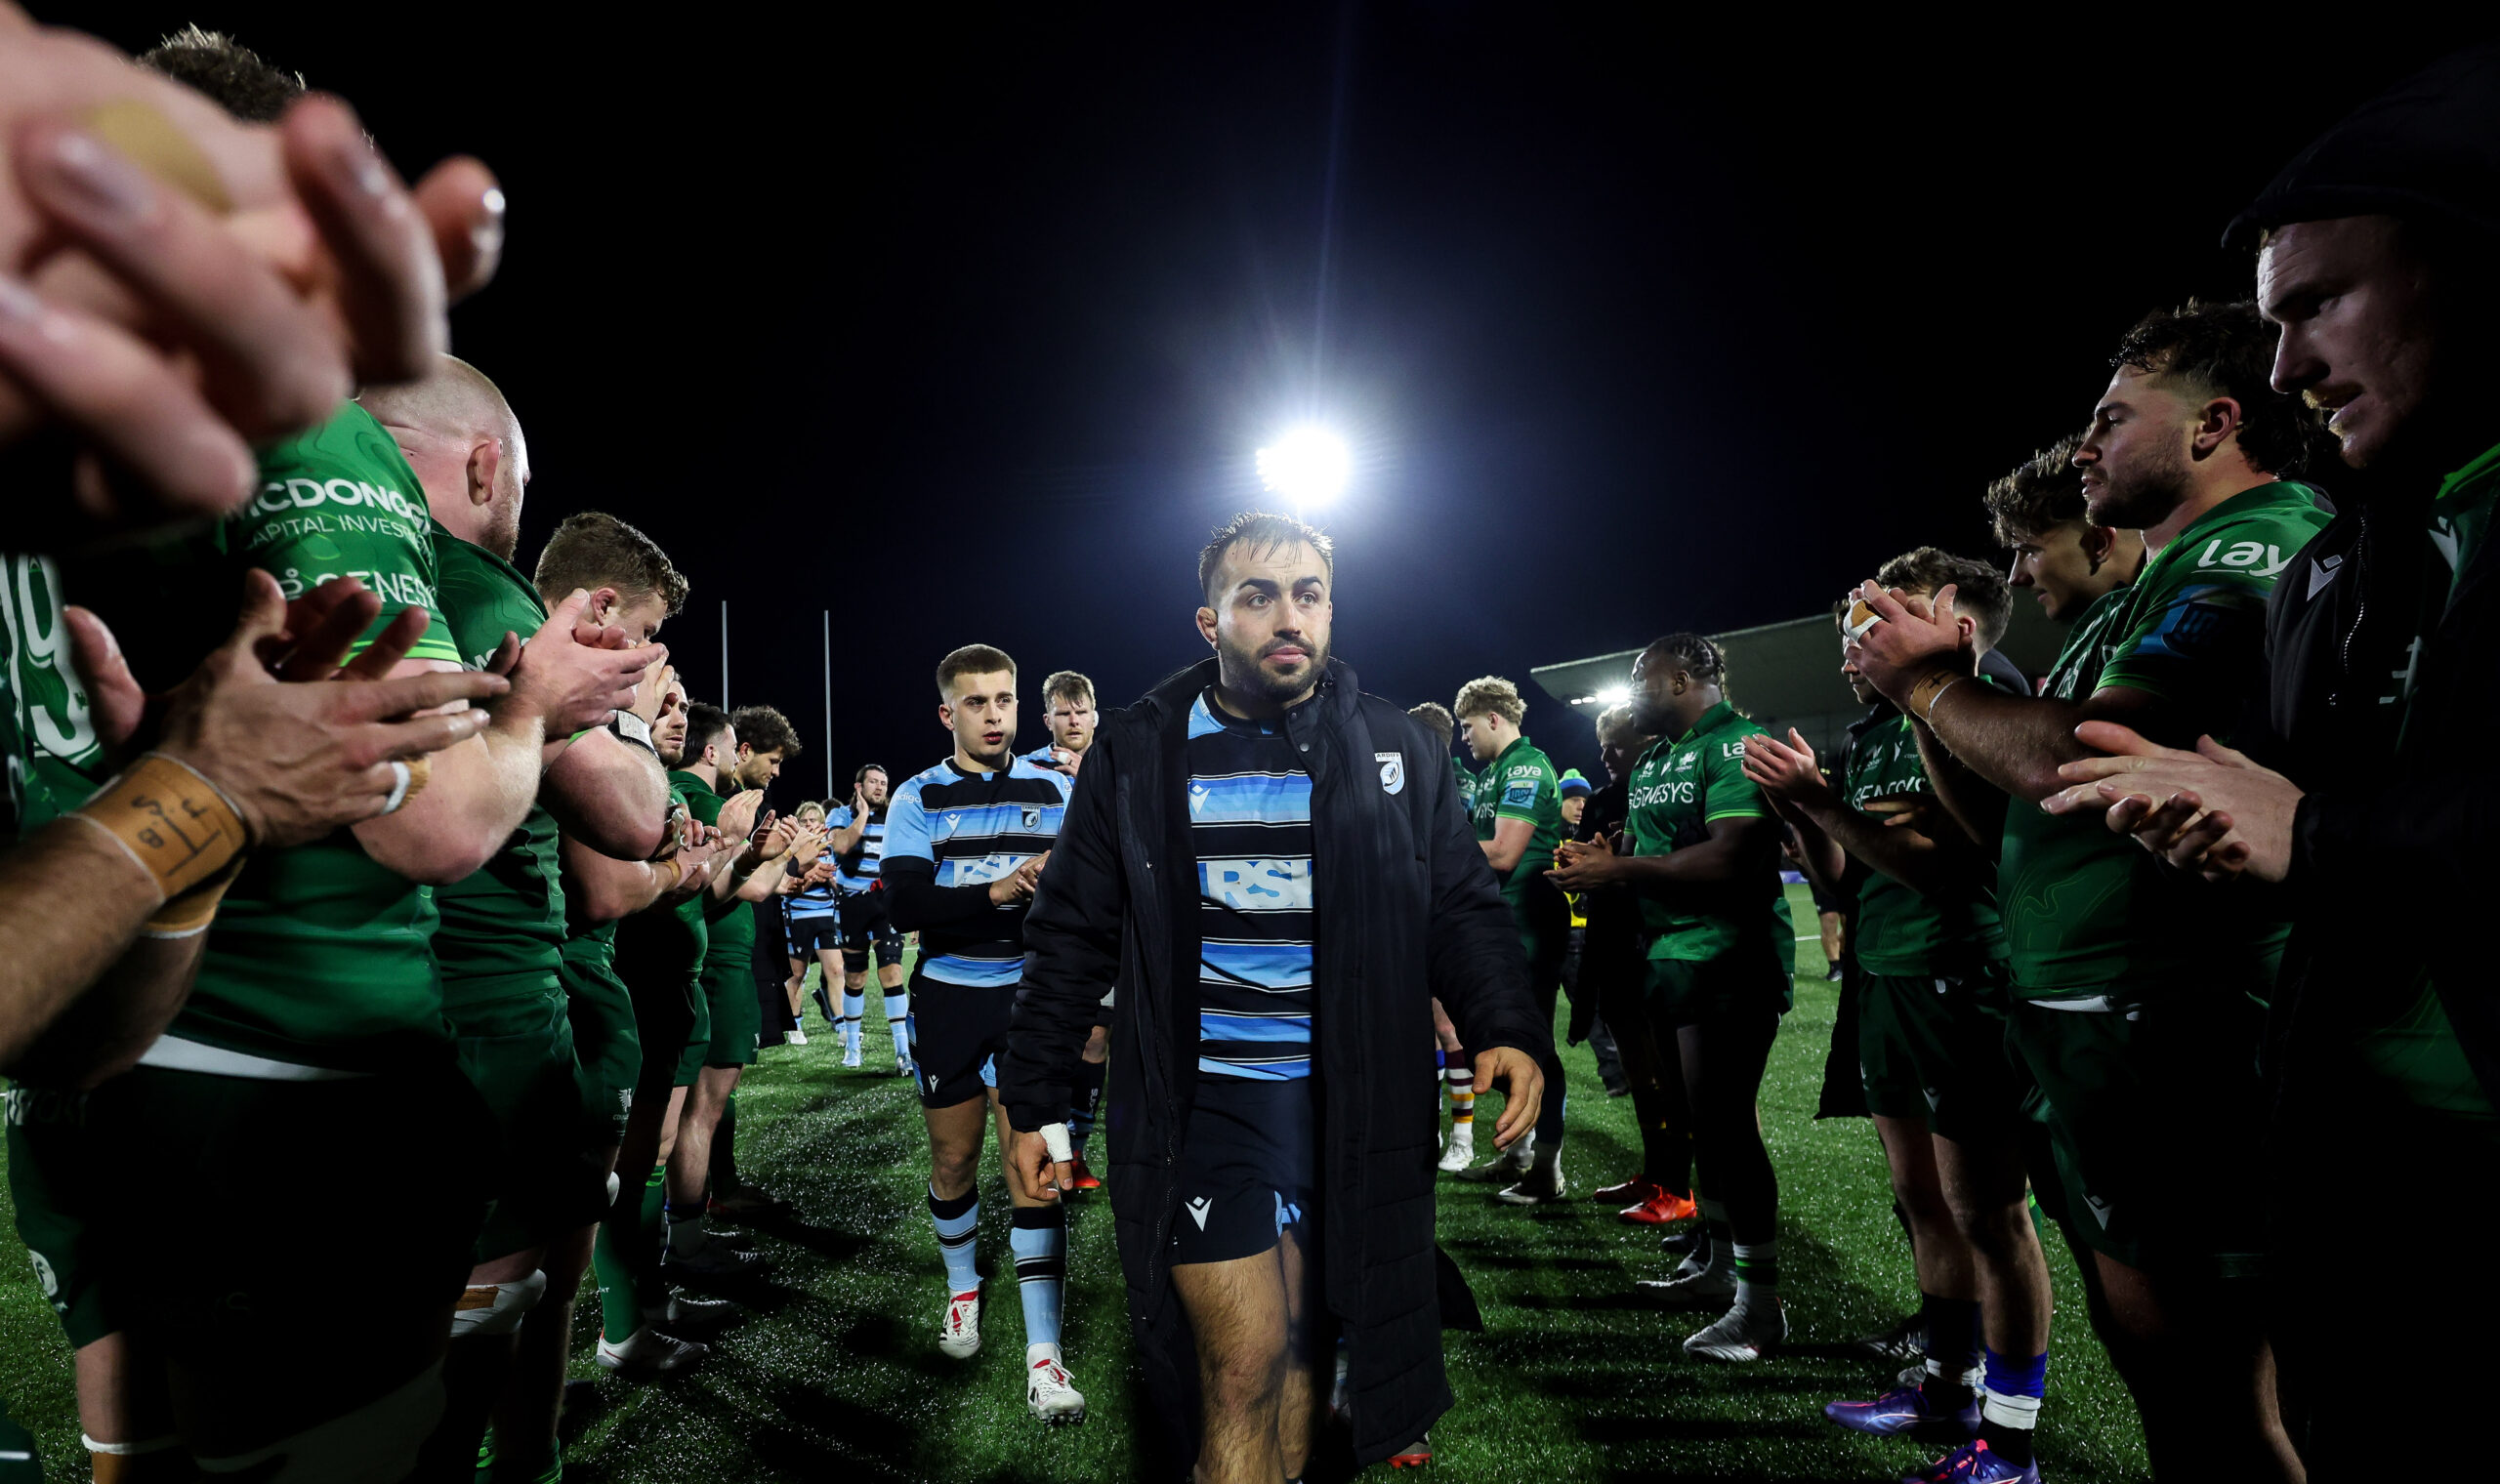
[1040,1123,1073,1163]
[613,710,653,749]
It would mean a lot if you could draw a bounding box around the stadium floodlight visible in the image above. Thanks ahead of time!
[1597,685,1632,707]
[1257,427,1352,510]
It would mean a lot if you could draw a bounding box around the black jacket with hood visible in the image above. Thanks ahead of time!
[998,656,1551,1467]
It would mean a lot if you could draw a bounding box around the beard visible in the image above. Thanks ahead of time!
[1219,630,1329,706]
[2088,441,2192,530]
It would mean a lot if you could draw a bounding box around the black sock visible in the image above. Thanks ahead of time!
[1979,1420,2035,1466]
[1918,1291,1980,1406]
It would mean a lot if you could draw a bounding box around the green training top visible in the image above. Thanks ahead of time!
[1996,479,2330,997]
[1450,755,1477,818]
[1841,704,2009,977]
[1469,734,1562,904]
[1622,700,1795,969]
[170,403,464,1072]
[1,553,107,839]
[430,532,565,1015]
[669,769,755,969]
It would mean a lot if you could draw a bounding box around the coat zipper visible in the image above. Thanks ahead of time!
[2334,509,2370,708]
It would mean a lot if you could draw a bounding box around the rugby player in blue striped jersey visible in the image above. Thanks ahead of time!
[882,646,1084,1422]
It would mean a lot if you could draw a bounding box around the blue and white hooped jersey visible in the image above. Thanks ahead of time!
[826,804,889,896]
[1187,690,1315,1081]
[882,757,1071,988]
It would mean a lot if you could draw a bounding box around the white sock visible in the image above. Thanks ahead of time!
[1026,1340,1062,1367]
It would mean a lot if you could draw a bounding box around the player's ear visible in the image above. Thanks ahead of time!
[1195,606,1219,648]
[467,436,500,509]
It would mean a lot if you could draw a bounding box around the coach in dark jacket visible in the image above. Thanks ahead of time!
[1000,516,1549,1475]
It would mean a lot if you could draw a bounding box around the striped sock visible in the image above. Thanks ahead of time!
[1446,1062,1475,1127]
[1979,1348,2047,1466]
[1730,1240,1776,1308]
[929,1184,979,1294]
[842,993,865,1052]
[1010,1205,1066,1353]
[1919,1292,1980,1404]
[887,988,911,1061]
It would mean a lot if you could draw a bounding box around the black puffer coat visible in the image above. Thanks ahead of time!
[999,656,1549,1468]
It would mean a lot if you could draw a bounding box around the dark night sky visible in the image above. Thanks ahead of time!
[86,6,2500,798]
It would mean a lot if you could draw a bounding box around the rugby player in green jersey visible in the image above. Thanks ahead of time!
[1745,549,2059,1472]
[1409,702,1481,1171]
[2052,70,2500,1466]
[663,703,815,1273]
[582,672,740,1378]
[1550,635,1796,1363]
[362,360,692,1479]
[1455,677,1572,1203]
[1853,302,2332,1482]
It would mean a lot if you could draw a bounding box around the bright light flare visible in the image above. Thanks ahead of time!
[1597,685,1632,707]
[1257,428,1352,508]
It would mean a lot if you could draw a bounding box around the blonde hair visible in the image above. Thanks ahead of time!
[1452,676,1525,727]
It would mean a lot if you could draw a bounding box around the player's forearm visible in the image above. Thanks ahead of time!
[885,874,998,929]
[11,936,207,1090]
[735,857,793,903]
[0,825,174,1075]
[1615,840,1747,890]
[1798,799,1961,896]
[828,820,867,853]
[1789,809,1850,888]
[1908,720,2002,853]
[562,838,678,922]
[357,706,547,884]
[1915,679,2089,804]
[542,730,668,860]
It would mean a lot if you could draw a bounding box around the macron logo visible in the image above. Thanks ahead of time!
[2307,553,2343,600]
[1186,1197,1213,1230]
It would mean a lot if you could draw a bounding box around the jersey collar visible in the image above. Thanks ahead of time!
[2160,478,2316,555]
[1674,700,1738,745]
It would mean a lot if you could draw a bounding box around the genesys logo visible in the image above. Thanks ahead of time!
[1628,779,1697,808]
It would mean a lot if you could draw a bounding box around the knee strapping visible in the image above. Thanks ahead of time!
[447,1270,547,1339]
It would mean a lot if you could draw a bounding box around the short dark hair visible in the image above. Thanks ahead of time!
[935,644,1016,700]
[1643,633,1726,685]
[1041,671,1095,707]
[1407,701,1454,751]
[854,763,888,786]
[532,512,688,616]
[1197,512,1334,604]
[684,703,733,764]
[1982,434,2088,546]
[137,26,304,122]
[1873,547,2017,651]
[729,704,800,760]
[2109,300,2331,476]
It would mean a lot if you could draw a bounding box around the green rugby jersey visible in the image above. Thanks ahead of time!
[1997,480,2329,997]
[1451,755,1477,817]
[172,403,465,1072]
[1623,701,1795,969]
[1470,735,1562,903]
[0,553,106,838]
[430,533,565,1013]
[669,769,754,968]
[1842,706,2009,977]
[613,781,706,984]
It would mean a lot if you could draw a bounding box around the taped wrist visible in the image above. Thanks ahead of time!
[66,753,248,909]
[141,853,248,938]
[1904,666,1965,721]
[1040,1123,1073,1163]
[611,710,656,754]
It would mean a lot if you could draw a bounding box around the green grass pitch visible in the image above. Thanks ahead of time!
[0,886,2150,1480]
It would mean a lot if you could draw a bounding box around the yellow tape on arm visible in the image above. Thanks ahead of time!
[64,754,248,909]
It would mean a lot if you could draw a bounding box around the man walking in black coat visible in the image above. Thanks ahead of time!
[1000,512,1549,1480]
